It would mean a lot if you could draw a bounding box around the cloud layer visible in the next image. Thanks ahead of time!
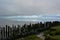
[0,0,60,15]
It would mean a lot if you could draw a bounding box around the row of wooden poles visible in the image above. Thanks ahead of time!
[0,24,48,40]
[0,25,20,40]
[0,21,60,40]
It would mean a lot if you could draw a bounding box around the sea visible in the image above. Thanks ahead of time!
[0,15,60,26]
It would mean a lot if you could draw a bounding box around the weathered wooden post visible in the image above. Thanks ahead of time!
[7,26,10,39]
[1,29,2,40]
[6,25,8,40]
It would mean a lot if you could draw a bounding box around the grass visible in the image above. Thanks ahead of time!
[52,35,60,40]
[51,26,60,32]
[51,26,60,40]
[16,35,42,40]
[45,25,60,40]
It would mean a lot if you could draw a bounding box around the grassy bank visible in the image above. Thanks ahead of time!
[44,25,60,40]
[16,35,42,40]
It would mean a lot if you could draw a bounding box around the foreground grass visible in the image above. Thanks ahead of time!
[44,25,60,40]
[51,26,60,32]
[52,35,60,40]
[16,35,42,40]
[51,26,60,40]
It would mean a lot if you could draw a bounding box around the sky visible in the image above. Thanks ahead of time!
[0,0,60,16]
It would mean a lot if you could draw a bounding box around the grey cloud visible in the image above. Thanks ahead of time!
[0,0,60,16]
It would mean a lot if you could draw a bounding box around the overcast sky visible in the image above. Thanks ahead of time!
[0,0,60,16]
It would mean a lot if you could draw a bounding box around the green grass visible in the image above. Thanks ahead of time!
[52,35,60,40]
[51,26,60,32]
[16,35,42,40]
[45,25,60,40]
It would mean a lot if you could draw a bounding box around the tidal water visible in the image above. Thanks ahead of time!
[0,15,60,26]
